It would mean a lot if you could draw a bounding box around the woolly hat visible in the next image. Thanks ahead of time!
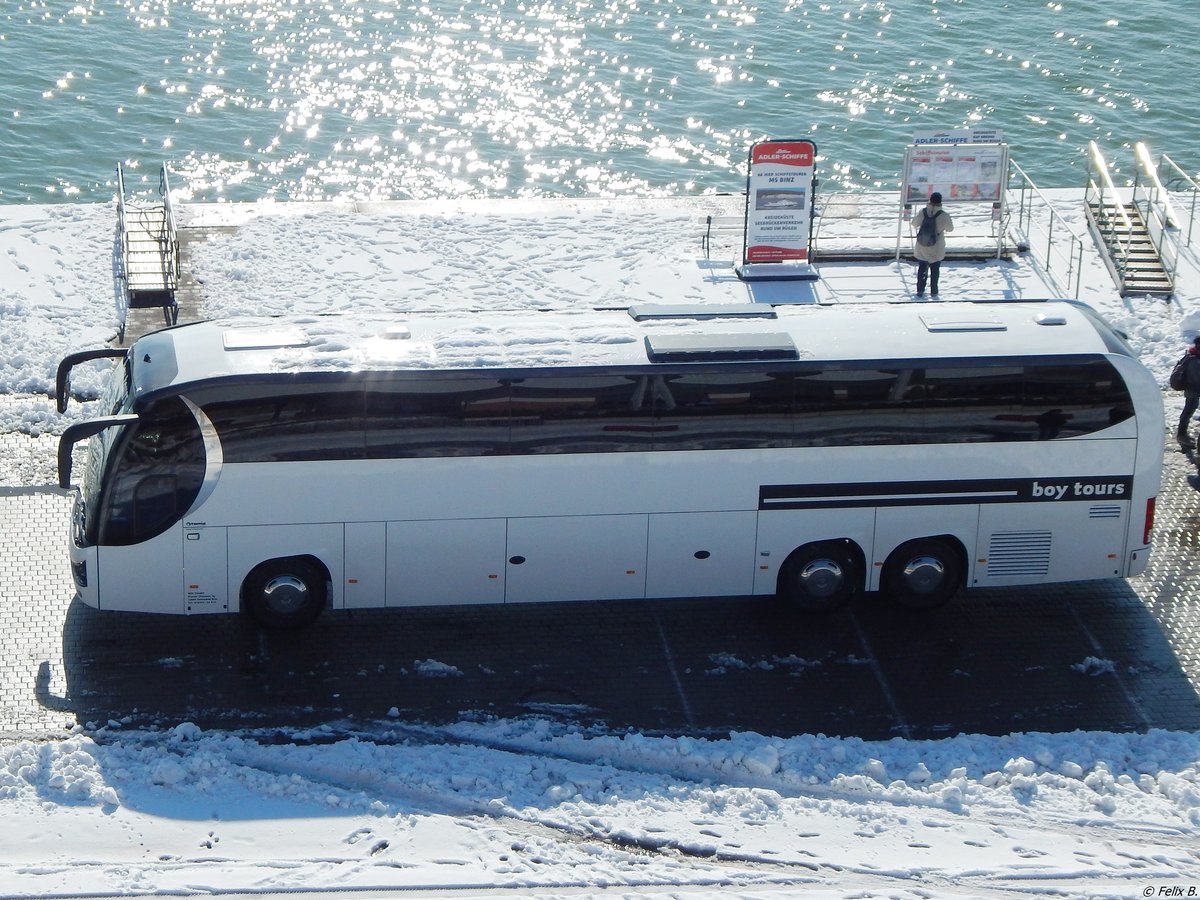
[929,192,943,205]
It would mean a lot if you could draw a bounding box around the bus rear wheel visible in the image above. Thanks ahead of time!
[243,557,327,630]
[883,538,962,610]
[779,542,858,612]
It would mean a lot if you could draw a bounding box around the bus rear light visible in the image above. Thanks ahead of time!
[71,560,87,588]
[1144,497,1156,545]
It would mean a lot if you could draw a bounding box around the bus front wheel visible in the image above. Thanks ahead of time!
[779,542,858,612]
[243,557,327,630]
[882,538,963,610]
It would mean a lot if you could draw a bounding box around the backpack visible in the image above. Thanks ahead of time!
[916,209,942,247]
[1171,353,1190,391]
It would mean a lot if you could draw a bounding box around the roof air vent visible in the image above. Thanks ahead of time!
[645,333,799,363]
[1035,313,1068,326]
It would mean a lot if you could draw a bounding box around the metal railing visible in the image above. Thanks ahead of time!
[1132,142,1178,286]
[1007,158,1086,298]
[1084,140,1139,292]
[114,162,129,292]
[1158,152,1199,248]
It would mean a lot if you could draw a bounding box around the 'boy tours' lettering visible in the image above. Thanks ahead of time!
[1029,479,1128,501]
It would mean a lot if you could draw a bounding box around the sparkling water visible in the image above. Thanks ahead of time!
[1,0,1194,204]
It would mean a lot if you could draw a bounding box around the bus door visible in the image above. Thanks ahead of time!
[183,526,229,614]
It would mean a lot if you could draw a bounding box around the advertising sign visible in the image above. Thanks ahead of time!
[744,140,816,263]
[912,127,1004,146]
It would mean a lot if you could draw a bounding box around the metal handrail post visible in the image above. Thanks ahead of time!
[159,162,180,281]
[1159,152,1199,247]
[115,162,129,282]
[1087,141,1135,284]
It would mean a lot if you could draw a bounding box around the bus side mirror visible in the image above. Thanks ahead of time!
[55,348,127,413]
[58,415,139,488]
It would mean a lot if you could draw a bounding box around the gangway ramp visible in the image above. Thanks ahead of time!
[1085,141,1176,298]
[116,162,179,341]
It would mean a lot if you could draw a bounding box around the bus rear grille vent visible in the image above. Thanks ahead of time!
[986,531,1052,577]
[1088,504,1122,519]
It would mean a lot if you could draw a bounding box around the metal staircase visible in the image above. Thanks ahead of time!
[116,162,179,338]
[1084,141,1176,298]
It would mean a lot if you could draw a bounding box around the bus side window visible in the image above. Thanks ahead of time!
[364,379,511,458]
[205,391,366,461]
[508,375,653,454]
[1025,362,1133,437]
[651,372,795,451]
[922,366,1025,442]
[793,370,914,447]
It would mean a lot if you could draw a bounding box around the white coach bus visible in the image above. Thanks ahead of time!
[56,300,1163,630]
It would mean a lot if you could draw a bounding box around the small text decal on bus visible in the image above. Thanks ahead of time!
[1029,478,1128,501]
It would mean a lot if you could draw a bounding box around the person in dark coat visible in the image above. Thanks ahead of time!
[910,191,954,298]
[1177,336,1200,447]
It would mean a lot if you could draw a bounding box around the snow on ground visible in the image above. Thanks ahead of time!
[1,195,1199,896]
[0,721,1198,897]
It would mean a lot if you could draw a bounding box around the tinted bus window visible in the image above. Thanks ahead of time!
[186,358,1135,466]
[1024,362,1133,438]
[365,379,511,458]
[508,375,655,454]
[793,369,918,446]
[652,372,795,450]
[204,390,366,461]
[922,366,1026,442]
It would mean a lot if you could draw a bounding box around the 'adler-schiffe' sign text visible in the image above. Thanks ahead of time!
[743,140,816,264]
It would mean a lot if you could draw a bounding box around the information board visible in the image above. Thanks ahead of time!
[903,141,1007,204]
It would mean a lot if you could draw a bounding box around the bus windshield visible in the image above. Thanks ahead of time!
[80,396,206,547]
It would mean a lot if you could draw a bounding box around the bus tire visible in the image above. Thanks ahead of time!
[778,541,859,612]
[883,538,962,610]
[243,557,327,630]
